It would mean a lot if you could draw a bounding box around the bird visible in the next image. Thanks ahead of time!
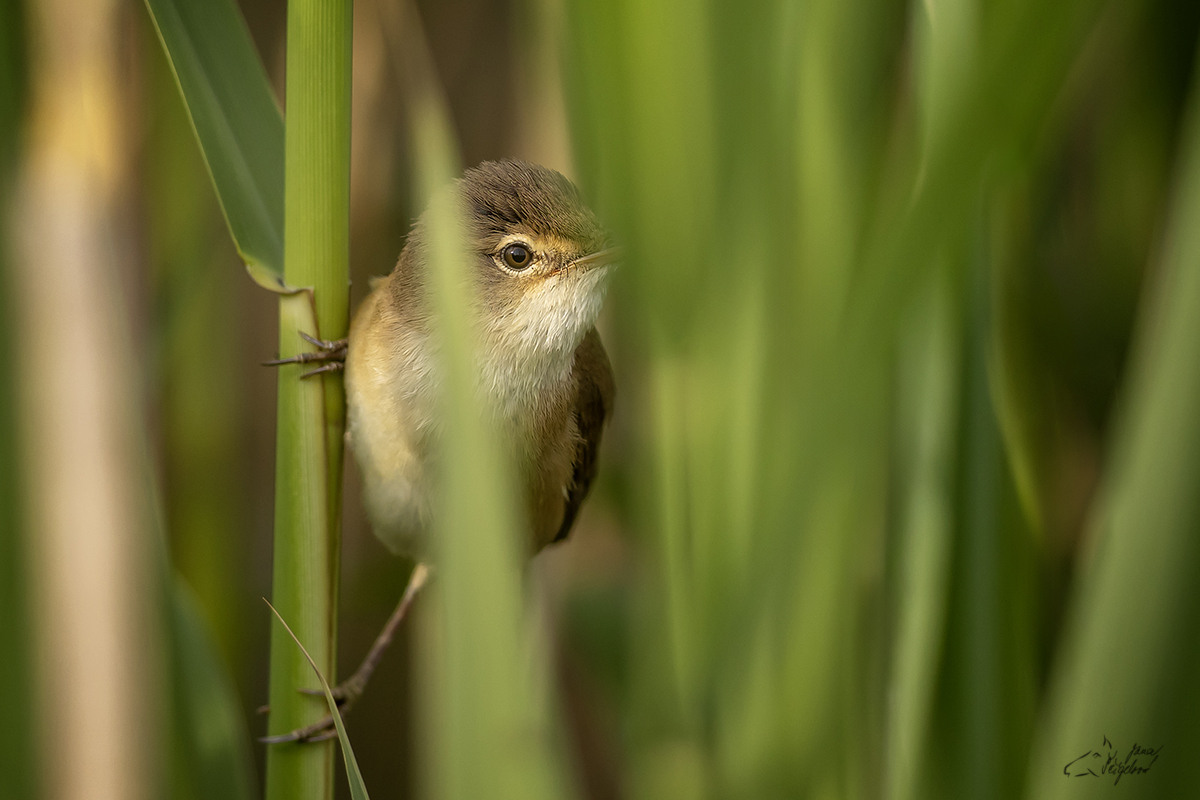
[263,159,617,743]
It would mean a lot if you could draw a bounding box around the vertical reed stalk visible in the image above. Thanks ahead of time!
[14,0,166,797]
[264,1,351,798]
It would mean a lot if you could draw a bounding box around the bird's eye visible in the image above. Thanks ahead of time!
[501,242,533,270]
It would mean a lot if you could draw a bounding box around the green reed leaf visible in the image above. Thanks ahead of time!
[142,0,285,287]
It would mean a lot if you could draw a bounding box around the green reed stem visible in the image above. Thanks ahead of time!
[264,1,351,799]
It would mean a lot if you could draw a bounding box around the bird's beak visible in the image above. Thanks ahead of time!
[568,246,624,272]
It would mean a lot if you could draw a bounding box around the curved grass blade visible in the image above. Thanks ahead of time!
[142,0,286,289]
[264,599,370,800]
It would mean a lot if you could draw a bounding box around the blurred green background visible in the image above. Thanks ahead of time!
[2,0,1200,798]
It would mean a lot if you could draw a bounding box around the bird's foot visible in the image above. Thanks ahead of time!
[263,332,347,379]
[259,564,430,746]
[258,678,364,744]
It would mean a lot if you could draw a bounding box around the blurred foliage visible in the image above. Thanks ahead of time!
[0,0,33,797]
[4,0,1200,799]
[409,103,569,800]
[170,581,259,800]
[560,0,1200,798]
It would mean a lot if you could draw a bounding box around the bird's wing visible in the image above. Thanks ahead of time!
[553,327,615,543]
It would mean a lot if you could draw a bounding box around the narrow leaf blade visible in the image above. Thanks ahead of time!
[265,600,371,800]
[142,0,285,284]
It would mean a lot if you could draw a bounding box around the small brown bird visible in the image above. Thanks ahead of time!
[265,160,616,743]
[348,160,616,556]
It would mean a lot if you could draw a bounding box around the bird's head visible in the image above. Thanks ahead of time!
[452,160,617,361]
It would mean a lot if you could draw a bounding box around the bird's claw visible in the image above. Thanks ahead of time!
[263,332,348,379]
[259,680,362,745]
[298,686,348,703]
[298,331,346,352]
[259,713,340,745]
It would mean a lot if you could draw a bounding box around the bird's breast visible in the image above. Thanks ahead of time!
[345,290,438,557]
[345,289,585,556]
